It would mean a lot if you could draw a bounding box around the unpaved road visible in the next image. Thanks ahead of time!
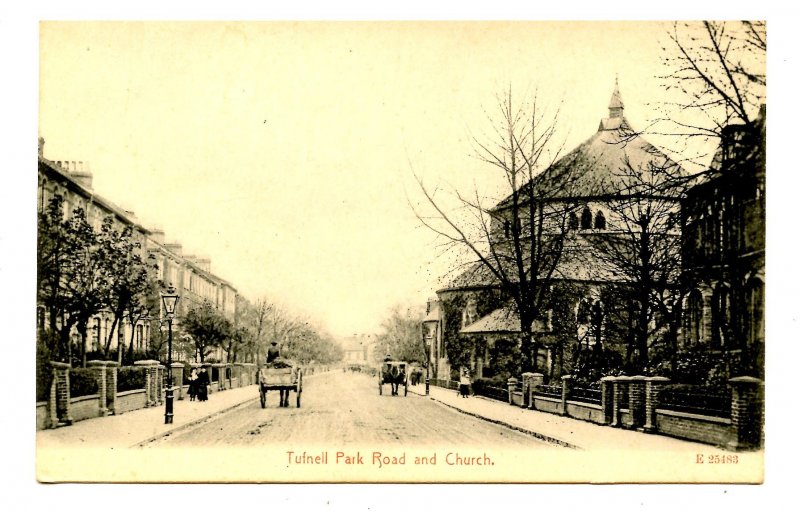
[148,371,553,448]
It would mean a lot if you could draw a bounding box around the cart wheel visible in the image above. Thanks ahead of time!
[259,387,266,408]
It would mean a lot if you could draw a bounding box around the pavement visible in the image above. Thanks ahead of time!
[37,382,262,449]
[408,382,738,453]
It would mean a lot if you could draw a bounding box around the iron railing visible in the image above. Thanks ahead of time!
[533,384,562,399]
[473,384,509,402]
[429,378,459,391]
[569,386,602,405]
[657,385,732,418]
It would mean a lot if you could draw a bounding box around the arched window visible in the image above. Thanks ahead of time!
[568,212,578,230]
[743,278,765,347]
[683,290,704,345]
[594,210,606,230]
[712,284,732,348]
[590,301,604,348]
[580,206,592,230]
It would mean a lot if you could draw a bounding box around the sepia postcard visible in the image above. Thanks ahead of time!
[34,20,766,484]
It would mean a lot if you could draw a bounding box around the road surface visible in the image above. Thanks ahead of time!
[148,370,553,448]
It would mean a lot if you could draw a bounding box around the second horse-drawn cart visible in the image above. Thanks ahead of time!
[378,360,408,396]
[258,364,302,408]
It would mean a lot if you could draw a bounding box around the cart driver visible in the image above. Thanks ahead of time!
[267,341,281,364]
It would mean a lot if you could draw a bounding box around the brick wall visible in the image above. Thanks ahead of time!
[70,394,100,422]
[115,390,148,415]
[656,410,732,447]
[566,401,605,424]
[533,396,562,415]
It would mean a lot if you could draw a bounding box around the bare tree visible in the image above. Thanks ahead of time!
[650,21,766,171]
[412,88,582,373]
[582,155,688,373]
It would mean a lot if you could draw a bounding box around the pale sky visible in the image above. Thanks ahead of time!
[39,21,699,337]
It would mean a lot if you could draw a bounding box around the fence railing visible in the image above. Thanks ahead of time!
[429,378,459,391]
[569,386,602,405]
[533,384,561,399]
[473,384,509,402]
[657,385,732,418]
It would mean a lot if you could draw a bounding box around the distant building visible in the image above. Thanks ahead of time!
[340,334,376,364]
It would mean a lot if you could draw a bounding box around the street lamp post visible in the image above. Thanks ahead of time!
[160,285,180,424]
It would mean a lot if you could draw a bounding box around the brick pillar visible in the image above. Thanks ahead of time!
[507,378,518,405]
[727,377,764,451]
[560,375,573,416]
[171,363,185,400]
[49,361,72,427]
[600,376,614,425]
[134,360,158,407]
[87,360,108,416]
[528,373,544,410]
[214,364,226,391]
[625,376,646,428]
[611,376,630,428]
[106,361,118,415]
[157,365,165,404]
[521,372,534,407]
[642,376,670,432]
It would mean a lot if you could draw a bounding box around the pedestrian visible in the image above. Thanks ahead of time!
[188,368,198,401]
[197,366,210,402]
[459,368,471,398]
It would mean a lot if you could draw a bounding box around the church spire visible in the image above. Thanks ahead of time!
[608,76,624,118]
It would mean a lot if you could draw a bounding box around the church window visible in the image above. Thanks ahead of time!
[580,206,592,230]
[594,211,606,230]
[568,212,578,230]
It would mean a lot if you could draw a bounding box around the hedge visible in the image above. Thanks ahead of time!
[118,366,147,392]
[69,368,99,398]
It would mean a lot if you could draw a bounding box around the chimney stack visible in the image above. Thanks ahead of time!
[164,243,183,256]
[149,228,166,245]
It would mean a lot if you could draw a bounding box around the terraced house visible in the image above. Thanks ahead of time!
[37,137,239,364]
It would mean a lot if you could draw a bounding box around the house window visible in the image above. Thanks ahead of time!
[93,318,102,351]
[580,207,592,230]
[503,219,510,238]
[594,211,606,230]
[744,278,765,346]
[712,285,732,348]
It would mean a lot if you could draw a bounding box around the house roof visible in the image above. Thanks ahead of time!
[460,306,520,334]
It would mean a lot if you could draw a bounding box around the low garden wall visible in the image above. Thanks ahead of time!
[37,360,260,430]
[506,373,763,451]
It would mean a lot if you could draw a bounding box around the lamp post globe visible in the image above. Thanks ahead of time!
[160,285,180,424]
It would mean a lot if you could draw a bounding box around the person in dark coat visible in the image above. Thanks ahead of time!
[197,366,210,401]
[188,368,199,401]
[267,341,281,364]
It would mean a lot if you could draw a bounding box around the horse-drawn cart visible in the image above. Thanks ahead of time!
[378,361,408,396]
[258,364,302,408]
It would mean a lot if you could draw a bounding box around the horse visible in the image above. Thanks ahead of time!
[383,362,406,396]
